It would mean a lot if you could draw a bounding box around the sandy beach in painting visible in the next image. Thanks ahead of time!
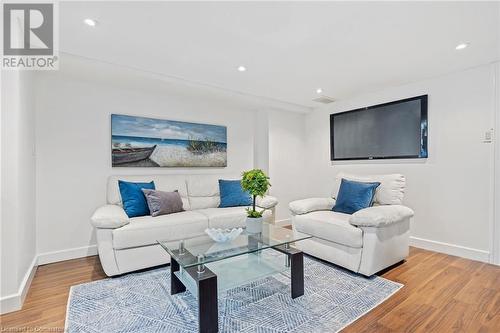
[150,145,226,167]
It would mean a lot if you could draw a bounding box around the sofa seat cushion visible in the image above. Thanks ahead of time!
[112,211,208,249]
[293,211,363,248]
[197,207,272,229]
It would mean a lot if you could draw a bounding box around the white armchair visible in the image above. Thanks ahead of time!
[290,173,413,276]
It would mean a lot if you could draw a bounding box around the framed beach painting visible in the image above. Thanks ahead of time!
[111,114,227,167]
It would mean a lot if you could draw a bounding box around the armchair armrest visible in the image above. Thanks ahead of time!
[256,195,278,209]
[91,204,130,229]
[289,197,336,215]
[349,205,414,227]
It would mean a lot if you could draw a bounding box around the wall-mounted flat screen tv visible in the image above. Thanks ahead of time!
[330,95,428,160]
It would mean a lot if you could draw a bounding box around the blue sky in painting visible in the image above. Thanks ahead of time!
[111,114,227,143]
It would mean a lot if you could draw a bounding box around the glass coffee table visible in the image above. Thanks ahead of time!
[157,223,312,333]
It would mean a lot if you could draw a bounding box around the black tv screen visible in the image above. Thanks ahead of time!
[330,95,428,160]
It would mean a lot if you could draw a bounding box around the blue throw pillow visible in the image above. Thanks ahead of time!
[218,179,252,208]
[118,180,156,217]
[332,179,381,215]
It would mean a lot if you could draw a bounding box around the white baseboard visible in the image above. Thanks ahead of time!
[275,218,291,226]
[1,245,97,314]
[37,244,98,265]
[0,256,38,314]
[410,236,490,263]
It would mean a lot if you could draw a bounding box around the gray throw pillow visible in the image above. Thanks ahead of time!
[141,189,184,217]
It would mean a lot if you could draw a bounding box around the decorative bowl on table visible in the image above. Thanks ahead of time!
[205,228,243,243]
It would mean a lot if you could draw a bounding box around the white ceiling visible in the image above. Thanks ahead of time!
[60,1,500,109]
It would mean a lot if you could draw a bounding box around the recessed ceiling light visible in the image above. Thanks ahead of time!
[237,66,247,72]
[455,43,468,50]
[84,18,97,27]
[316,88,323,94]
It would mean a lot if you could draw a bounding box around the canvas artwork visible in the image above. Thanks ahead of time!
[111,114,227,167]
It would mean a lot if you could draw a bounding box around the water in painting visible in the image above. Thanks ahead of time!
[111,114,227,167]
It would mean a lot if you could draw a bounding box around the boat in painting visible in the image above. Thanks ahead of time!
[112,145,157,165]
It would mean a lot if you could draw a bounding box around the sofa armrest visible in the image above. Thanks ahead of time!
[349,205,414,227]
[289,197,336,215]
[256,195,278,209]
[91,205,130,229]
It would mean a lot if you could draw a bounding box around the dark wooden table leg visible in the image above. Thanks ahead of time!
[185,266,218,333]
[170,257,186,295]
[290,251,304,299]
[272,244,305,299]
[198,273,218,333]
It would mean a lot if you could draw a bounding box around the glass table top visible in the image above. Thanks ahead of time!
[157,223,311,268]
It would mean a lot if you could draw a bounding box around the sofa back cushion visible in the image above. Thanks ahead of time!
[186,175,220,210]
[332,172,406,205]
[185,175,239,209]
[108,175,190,210]
[107,174,240,211]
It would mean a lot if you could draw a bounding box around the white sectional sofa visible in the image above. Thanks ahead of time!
[289,173,414,276]
[90,174,278,276]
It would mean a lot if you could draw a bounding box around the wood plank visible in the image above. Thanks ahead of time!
[344,249,500,333]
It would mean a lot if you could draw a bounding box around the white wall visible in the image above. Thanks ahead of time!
[0,69,37,313]
[305,64,497,262]
[34,69,263,257]
[494,62,500,265]
[254,110,270,174]
[268,109,306,221]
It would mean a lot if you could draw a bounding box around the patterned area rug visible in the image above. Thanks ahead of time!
[66,251,402,332]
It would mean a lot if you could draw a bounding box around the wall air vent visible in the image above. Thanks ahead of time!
[312,95,336,104]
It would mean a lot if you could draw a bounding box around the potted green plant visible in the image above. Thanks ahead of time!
[241,169,271,233]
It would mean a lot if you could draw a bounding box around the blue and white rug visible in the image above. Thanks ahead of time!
[66,252,402,332]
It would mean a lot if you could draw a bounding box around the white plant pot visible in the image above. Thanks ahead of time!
[246,217,263,234]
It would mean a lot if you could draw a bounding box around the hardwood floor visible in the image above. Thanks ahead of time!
[0,256,106,331]
[1,247,499,332]
[344,247,500,333]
